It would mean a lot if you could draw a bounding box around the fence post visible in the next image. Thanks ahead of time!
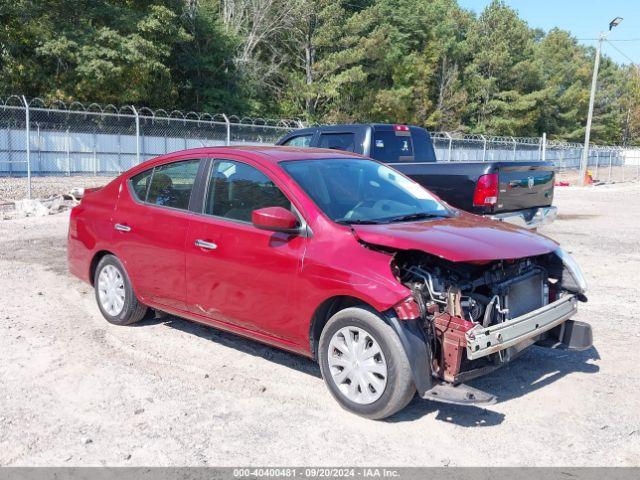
[116,133,123,173]
[36,123,42,173]
[541,133,546,162]
[93,128,98,176]
[445,132,452,162]
[608,151,613,183]
[511,136,517,158]
[21,95,31,199]
[481,135,487,162]
[66,127,71,176]
[594,149,599,179]
[7,119,12,177]
[131,105,140,164]
[222,114,231,146]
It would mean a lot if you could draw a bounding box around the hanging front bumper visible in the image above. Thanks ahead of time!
[465,294,579,361]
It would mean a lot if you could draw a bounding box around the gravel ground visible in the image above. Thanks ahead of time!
[556,165,639,185]
[0,183,639,466]
[0,176,114,204]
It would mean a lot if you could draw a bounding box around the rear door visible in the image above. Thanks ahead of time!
[112,158,203,310]
[496,163,555,211]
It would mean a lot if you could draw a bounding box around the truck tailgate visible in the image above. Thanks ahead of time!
[496,163,555,212]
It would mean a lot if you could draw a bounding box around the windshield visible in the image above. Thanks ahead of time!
[281,158,449,224]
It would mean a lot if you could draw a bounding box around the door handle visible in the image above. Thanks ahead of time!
[114,223,131,232]
[195,239,217,250]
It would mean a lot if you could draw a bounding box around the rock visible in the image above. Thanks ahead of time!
[134,408,144,415]
[48,196,64,212]
[124,454,132,460]
[14,199,49,217]
[69,187,85,199]
[82,437,93,445]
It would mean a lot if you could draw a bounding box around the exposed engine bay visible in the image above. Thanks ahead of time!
[391,250,582,383]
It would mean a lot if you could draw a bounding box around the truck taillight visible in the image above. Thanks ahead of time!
[473,173,498,207]
[393,124,409,132]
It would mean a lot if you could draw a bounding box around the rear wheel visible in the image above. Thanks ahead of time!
[318,307,415,420]
[94,255,147,325]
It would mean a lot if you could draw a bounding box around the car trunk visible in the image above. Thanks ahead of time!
[496,163,555,213]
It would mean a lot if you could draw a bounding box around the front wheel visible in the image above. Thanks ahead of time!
[318,307,416,420]
[94,254,147,326]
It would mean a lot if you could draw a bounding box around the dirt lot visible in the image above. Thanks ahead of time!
[1,183,639,466]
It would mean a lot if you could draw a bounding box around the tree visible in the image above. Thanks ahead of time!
[0,0,637,143]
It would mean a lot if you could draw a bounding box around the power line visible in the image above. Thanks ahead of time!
[603,39,636,64]
[577,38,640,42]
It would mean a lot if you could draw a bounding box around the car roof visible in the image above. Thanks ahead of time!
[138,145,368,169]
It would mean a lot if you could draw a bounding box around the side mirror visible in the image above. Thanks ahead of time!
[252,207,300,233]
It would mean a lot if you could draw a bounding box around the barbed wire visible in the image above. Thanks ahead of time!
[0,96,304,129]
[0,95,636,149]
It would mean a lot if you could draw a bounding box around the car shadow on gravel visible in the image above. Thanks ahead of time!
[387,345,600,425]
[136,314,599,427]
[136,314,322,378]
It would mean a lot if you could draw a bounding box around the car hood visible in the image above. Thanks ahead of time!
[351,213,558,262]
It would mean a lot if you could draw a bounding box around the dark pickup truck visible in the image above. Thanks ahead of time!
[276,124,557,228]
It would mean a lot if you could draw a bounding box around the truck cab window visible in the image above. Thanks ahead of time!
[371,130,414,163]
[319,133,356,152]
[283,134,313,148]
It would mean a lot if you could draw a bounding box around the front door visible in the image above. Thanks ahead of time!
[185,158,306,342]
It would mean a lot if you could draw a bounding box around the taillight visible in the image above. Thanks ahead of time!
[473,173,498,208]
[393,124,409,132]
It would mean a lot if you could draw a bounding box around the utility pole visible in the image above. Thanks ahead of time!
[579,17,623,186]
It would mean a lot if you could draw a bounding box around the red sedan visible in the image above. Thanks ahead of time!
[68,146,591,419]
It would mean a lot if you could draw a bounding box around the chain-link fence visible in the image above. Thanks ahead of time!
[431,132,640,185]
[2,96,639,199]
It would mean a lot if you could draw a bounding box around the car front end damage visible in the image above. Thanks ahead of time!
[387,248,592,405]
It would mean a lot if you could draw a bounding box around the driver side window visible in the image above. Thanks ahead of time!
[204,160,292,223]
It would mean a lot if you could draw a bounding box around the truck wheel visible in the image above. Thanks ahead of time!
[318,307,416,420]
[94,254,147,326]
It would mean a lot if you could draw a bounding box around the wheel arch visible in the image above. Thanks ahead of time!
[89,250,116,286]
[308,295,378,360]
[309,295,434,395]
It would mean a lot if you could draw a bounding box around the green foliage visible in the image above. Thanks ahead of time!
[1,0,638,143]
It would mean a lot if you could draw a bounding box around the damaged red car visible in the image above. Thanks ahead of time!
[68,147,592,419]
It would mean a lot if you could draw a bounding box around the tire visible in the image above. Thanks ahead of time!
[318,307,416,420]
[94,254,147,326]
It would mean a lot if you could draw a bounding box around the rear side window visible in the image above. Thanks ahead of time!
[282,134,313,147]
[130,169,153,201]
[319,133,356,152]
[371,129,414,163]
[145,159,200,210]
[205,160,291,222]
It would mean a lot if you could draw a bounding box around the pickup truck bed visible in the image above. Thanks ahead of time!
[277,124,557,228]
[392,160,555,214]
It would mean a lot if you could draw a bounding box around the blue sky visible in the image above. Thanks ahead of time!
[458,0,640,65]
